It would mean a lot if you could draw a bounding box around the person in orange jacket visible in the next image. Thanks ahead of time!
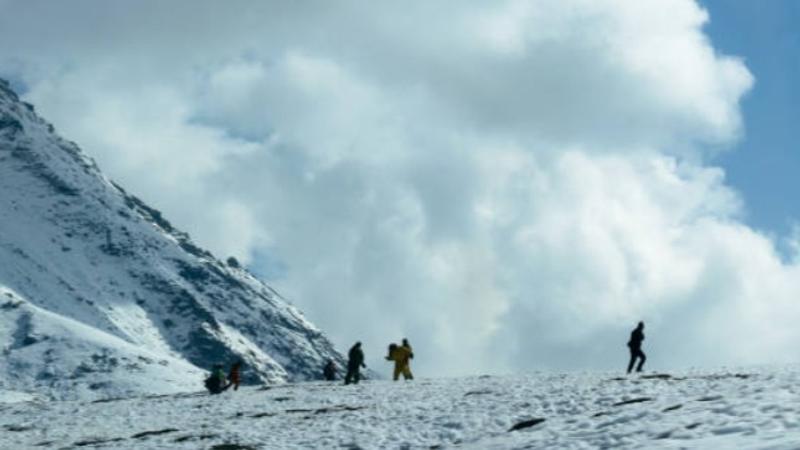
[385,343,413,381]
[226,361,242,391]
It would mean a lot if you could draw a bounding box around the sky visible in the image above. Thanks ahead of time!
[701,0,800,242]
[1,0,800,376]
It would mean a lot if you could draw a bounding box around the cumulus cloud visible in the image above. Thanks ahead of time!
[3,0,796,376]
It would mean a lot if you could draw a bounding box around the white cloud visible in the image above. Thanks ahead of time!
[3,0,796,376]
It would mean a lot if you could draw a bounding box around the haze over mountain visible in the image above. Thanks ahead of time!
[0,79,345,400]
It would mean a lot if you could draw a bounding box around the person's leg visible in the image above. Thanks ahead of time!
[344,368,352,385]
[393,365,401,381]
[627,350,636,374]
[354,368,360,384]
[636,350,646,372]
[403,366,413,380]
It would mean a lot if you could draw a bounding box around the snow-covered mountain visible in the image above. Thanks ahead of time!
[0,79,346,400]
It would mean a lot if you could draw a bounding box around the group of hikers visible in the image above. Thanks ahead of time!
[205,322,648,393]
[329,338,415,385]
[204,361,242,394]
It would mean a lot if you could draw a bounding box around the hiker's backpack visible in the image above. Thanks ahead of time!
[205,374,222,394]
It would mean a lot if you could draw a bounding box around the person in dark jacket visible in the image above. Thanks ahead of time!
[323,359,337,381]
[344,342,366,385]
[627,321,646,374]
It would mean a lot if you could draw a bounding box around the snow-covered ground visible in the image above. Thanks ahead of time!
[2,366,799,449]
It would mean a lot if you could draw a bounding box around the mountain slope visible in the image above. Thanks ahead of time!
[0,79,345,399]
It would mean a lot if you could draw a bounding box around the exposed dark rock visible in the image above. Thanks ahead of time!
[612,397,653,407]
[210,445,258,450]
[4,424,34,432]
[131,428,179,439]
[122,193,176,233]
[92,397,126,404]
[313,405,366,414]
[509,417,546,432]
[464,389,493,397]
[0,116,23,135]
[286,408,313,413]
[173,433,220,442]
[227,256,241,268]
[655,430,673,439]
[10,146,80,196]
[73,437,125,446]
[640,373,672,380]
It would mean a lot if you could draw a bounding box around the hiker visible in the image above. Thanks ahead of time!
[627,321,646,374]
[204,364,227,394]
[386,343,413,381]
[323,359,337,381]
[402,338,414,360]
[344,342,366,385]
[226,361,242,391]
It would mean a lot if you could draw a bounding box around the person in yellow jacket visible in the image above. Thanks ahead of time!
[401,338,414,360]
[386,343,414,381]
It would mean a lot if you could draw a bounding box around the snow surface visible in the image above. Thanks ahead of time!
[2,366,800,449]
[0,77,347,400]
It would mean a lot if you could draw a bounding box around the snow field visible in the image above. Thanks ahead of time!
[2,366,800,449]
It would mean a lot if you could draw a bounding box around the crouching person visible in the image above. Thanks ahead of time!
[204,364,227,394]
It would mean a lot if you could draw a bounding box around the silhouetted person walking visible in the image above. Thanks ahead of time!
[627,321,646,374]
[345,342,366,385]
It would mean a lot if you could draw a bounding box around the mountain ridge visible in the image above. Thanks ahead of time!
[0,78,346,400]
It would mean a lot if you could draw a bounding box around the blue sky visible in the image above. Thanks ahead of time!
[703,0,800,238]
